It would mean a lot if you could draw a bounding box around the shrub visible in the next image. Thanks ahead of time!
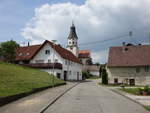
[82,71,92,79]
[101,68,108,84]
[143,85,150,92]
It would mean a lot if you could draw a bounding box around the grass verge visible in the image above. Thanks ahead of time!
[87,76,100,79]
[120,88,140,95]
[144,106,150,111]
[0,62,65,98]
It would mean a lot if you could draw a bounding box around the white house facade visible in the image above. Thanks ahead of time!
[16,40,82,81]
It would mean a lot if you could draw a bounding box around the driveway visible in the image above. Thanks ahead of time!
[44,79,149,113]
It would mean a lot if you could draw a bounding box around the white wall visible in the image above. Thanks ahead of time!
[90,71,100,77]
[30,43,82,80]
[41,69,63,79]
[107,66,150,85]
[30,43,63,64]
[62,59,82,80]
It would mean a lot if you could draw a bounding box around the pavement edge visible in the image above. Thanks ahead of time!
[38,82,79,113]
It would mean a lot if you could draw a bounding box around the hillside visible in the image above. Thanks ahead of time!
[0,62,65,97]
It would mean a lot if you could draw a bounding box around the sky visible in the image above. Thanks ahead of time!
[0,0,150,63]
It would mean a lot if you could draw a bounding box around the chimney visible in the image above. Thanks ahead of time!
[122,42,126,46]
[122,42,129,52]
[28,42,30,46]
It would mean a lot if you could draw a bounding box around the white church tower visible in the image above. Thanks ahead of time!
[67,22,79,57]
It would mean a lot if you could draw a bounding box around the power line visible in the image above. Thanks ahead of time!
[79,33,130,47]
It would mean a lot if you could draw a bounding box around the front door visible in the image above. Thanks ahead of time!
[64,71,67,81]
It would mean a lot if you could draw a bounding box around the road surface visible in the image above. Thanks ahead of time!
[44,79,149,113]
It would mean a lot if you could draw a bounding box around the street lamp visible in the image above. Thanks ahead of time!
[52,40,57,88]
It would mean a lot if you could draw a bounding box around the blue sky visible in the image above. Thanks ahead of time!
[0,0,84,42]
[0,0,150,63]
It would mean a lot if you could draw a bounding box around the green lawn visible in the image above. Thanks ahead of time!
[87,76,100,79]
[144,106,150,111]
[120,88,140,95]
[0,62,65,97]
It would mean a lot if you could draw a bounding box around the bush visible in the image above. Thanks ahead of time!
[82,71,92,79]
[101,68,108,84]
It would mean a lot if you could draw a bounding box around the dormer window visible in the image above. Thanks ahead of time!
[19,53,23,56]
[45,50,50,55]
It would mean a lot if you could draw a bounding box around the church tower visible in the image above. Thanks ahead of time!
[67,22,79,57]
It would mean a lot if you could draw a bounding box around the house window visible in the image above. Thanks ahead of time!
[26,53,30,56]
[57,73,61,79]
[45,50,50,55]
[65,60,67,65]
[35,60,44,63]
[129,79,135,86]
[48,59,51,63]
[19,53,23,56]
[136,67,140,73]
[55,59,58,63]
[145,66,149,72]
[70,71,71,75]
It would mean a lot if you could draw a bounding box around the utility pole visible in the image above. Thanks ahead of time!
[149,33,150,44]
[129,31,133,43]
[52,40,57,88]
[66,55,69,81]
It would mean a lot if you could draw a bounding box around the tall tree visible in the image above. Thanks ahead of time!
[101,68,108,84]
[0,40,19,62]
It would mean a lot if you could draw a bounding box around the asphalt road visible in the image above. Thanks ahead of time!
[44,79,149,113]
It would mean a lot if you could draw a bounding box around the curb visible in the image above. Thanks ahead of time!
[38,82,79,113]
[111,89,148,110]
[0,83,66,107]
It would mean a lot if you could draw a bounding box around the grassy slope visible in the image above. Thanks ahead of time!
[0,62,65,97]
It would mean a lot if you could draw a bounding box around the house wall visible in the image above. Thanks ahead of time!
[41,69,63,79]
[107,66,150,85]
[30,43,63,64]
[62,59,82,80]
[90,71,100,77]
[30,43,82,80]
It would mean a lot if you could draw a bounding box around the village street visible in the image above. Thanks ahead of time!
[0,79,149,113]
[44,79,149,113]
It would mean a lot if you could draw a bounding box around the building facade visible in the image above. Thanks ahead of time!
[16,40,82,81]
[107,44,150,85]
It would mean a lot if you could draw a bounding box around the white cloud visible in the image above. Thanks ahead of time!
[91,49,108,64]
[21,0,150,63]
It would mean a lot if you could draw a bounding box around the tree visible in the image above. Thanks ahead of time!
[82,70,92,79]
[101,68,108,84]
[0,40,19,62]
[95,62,100,66]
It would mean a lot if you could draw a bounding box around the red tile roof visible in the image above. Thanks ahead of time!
[16,45,41,61]
[78,50,91,58]
[16,40,81,64]
[107,45,150,67]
